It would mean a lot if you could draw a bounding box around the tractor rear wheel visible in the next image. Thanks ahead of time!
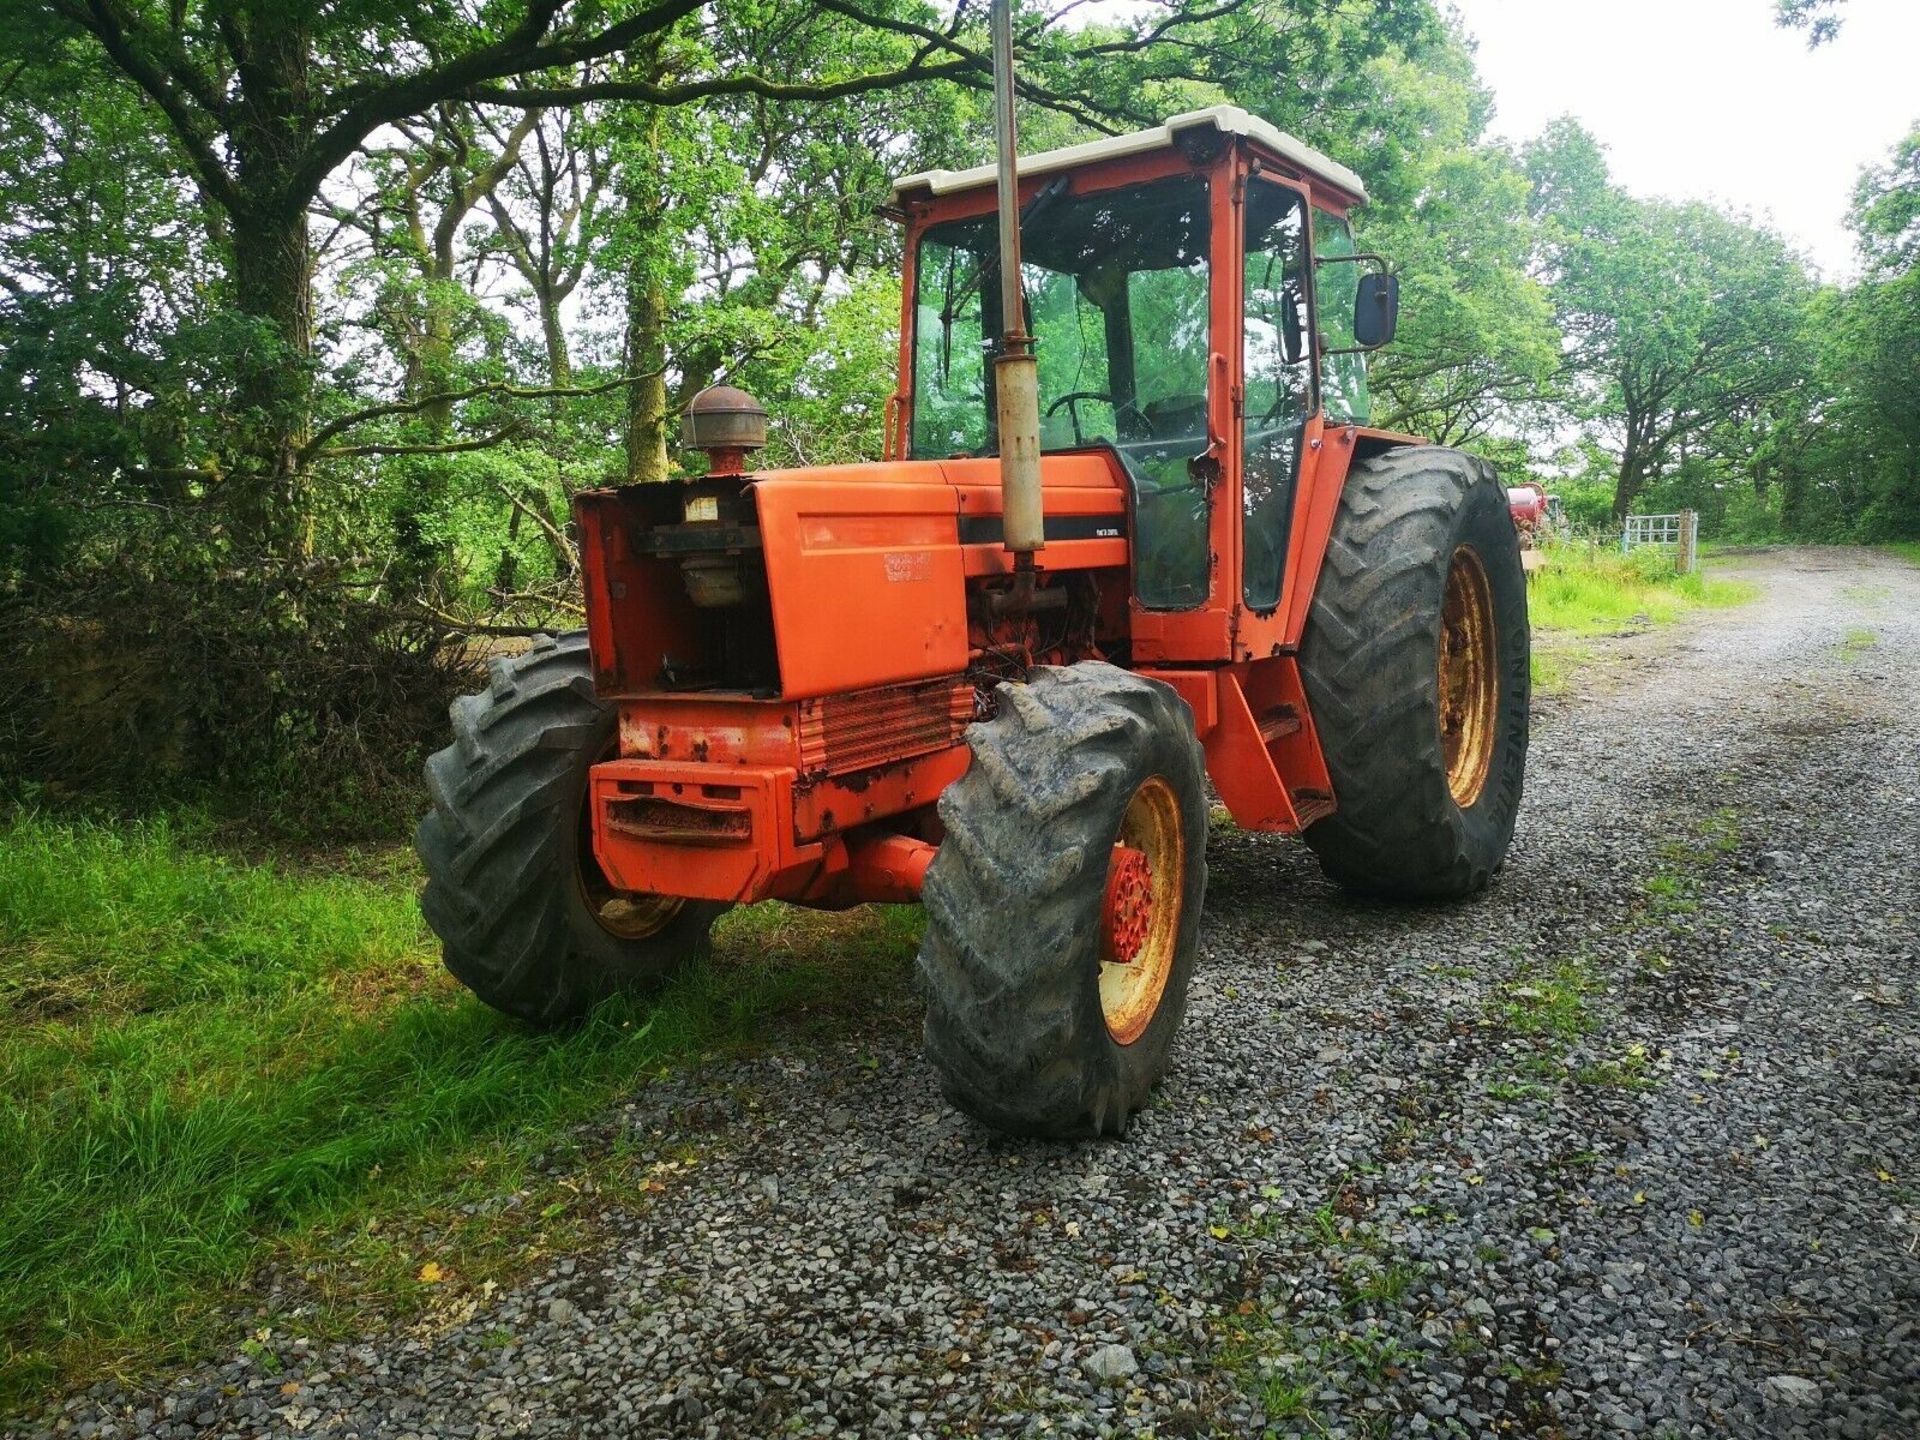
[416,631,727,1024]
[1299,445,1529,899]
[919,663,1208,1138]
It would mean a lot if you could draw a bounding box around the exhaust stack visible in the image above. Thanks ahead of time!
[990,0,1043,561]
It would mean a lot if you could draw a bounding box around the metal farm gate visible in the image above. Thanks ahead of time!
[1622,510,1699,574]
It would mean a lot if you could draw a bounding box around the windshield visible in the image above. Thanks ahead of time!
[909,175,1214,608]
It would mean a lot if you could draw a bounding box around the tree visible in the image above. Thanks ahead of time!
[1777,0,1845,46]
[1333,36,1561,445]
[1814,125,1920,537]
[1851,123,1920,273]
[1527,121,1815,520]
[4,0,975,530]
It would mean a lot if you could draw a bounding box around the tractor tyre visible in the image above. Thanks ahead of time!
[919,663,1208,1138]
[416,631,727,1024]
[1299,445,1529,900]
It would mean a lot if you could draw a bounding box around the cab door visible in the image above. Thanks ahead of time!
[1237,178,1317,624]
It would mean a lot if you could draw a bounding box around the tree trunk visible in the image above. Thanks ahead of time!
[624,273,672,484]
[1612,415,1653,522]
[418,282,457,433]
[618,107,674,485]
[1611,449,1639,522]
[228,198,314,529]
[540,290,573,391]
[225,5,317,542]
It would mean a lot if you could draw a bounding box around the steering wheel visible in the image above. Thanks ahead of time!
[1044,390,1155,444]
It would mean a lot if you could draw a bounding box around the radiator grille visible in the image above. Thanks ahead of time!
[798,680,972,776]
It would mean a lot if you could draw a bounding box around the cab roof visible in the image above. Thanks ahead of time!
[890,104,1367,206]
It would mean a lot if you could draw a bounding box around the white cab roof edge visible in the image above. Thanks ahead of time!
[890,104,1367,205]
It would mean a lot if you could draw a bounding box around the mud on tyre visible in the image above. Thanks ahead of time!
[919,663,1208,1138]
[416,631,727,1024]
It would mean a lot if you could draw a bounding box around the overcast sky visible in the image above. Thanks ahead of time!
[1446,0,1920,278]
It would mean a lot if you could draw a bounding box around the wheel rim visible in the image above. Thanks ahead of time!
[1438,544,1498,809]
[575,754,685,940]
[1099,776,1186,1046]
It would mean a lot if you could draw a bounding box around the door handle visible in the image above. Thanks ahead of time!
[1208,350,1230,453]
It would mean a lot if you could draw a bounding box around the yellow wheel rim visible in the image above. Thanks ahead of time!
[1098,776,1186,1046]
[1438,545,1498,809]
[586,888,684,940]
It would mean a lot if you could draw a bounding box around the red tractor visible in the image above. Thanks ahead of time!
[418,102,1529,1138]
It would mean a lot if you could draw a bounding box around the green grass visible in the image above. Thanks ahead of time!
[1491,958,1600,1040]
[1529,540,1756,638]
[1839,625,1878,657]
[1525,540,1756,692]
[1346,1260,1423,1308]
[1574,1049,1660,1091]
[1885,541,1920,567]
[1209,1308,1322,1427]
[0,812,920,1413]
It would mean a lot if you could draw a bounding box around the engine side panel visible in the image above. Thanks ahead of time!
[755,474,970,699]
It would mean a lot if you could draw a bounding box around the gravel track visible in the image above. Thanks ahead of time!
[22,547,1920,1440]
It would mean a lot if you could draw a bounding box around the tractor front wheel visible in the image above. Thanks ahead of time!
[1299,445,1529,899]
[919,663,1208,1138]
[416,632,727,1024]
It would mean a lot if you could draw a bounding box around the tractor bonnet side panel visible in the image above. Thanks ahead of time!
[754,471,970,699]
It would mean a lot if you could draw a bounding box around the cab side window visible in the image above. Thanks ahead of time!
[1241,182,1313,611]
[1312,207,1373,425]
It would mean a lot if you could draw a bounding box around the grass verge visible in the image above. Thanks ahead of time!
[1884,541,1920,567]
[0,811,921,1414]
[1527,539,1757,691]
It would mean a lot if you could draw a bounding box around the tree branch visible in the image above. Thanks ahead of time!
[60,0,240,212]
[498,483,576,571]
[314,422,527,460]
[293,0,704,207]
[468,48,970,110]
[299,372,653,461]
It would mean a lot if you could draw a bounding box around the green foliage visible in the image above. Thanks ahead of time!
[1528,120,1817,523]
[1342,32,1562,443]
[1778,0,1847,47]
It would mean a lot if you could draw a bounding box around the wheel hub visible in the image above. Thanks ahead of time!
[1097,777,1186,1047]
[1101,846,1154,967]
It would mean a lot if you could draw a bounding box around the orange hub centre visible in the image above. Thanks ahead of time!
[1096,778,1185,1046]
[1101,846,1154,967]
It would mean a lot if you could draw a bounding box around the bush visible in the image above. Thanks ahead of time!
[2,554,479,839]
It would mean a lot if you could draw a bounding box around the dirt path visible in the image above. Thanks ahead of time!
[24,549,1920,1440]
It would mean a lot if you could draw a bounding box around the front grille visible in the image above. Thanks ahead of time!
[797,680,972,776]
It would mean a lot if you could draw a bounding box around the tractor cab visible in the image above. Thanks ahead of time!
[892,106,1403,650]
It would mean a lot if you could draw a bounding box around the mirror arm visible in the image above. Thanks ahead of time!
[1312,251,1390,270]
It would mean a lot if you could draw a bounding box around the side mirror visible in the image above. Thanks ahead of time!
[1353,272,1398,349]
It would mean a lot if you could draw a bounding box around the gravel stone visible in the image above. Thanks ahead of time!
[1082,1345,1138,1383]
[1765,1374,1823,1408]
